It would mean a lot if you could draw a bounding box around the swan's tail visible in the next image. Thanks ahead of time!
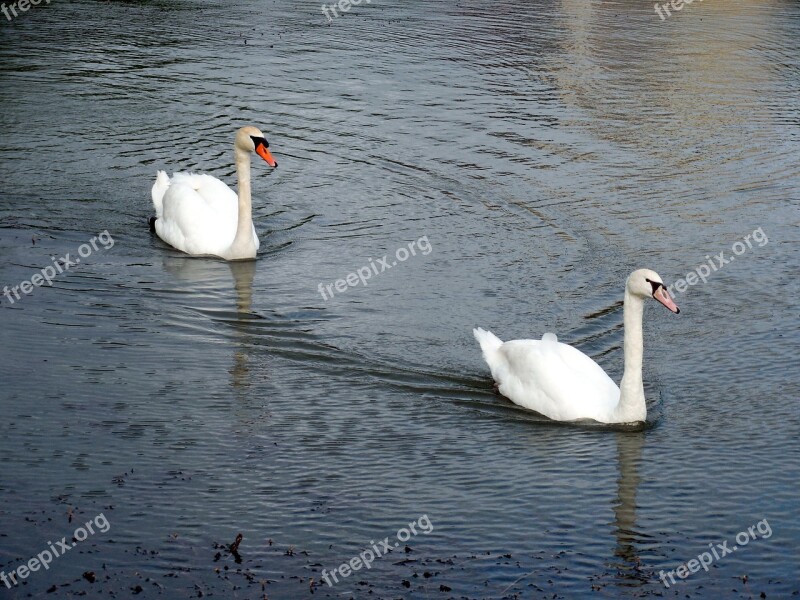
[473,327,503,363]
[151,170,170,218]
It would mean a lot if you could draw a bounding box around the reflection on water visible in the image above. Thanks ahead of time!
[162,256,258,394]
[0,0,798,597]
[228,260,257,393]
[612,431,645,587]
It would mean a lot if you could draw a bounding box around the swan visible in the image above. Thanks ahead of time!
[473,269,679,424]
[149,126,278,260]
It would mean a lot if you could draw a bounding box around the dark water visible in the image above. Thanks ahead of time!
[1,0,798,598]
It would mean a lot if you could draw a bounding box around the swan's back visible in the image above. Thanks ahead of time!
[475,328,620,422]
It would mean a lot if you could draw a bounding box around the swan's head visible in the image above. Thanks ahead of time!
[235,126,278,168]
[627,269,680,314]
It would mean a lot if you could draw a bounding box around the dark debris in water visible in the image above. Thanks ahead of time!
[5,505,790,599]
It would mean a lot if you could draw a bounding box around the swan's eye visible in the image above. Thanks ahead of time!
[250,136,269,149]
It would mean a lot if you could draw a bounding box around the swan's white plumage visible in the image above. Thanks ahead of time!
[474,328,620,423]
[473,269,680,425]
[151,171,258,258]
[151,170,169,217]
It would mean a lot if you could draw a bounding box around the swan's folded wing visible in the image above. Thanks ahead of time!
[496,340,619,422]
[171,173,238,213]
[159,175,238,256]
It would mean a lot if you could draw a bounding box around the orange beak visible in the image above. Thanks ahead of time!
[653,286,680,314]
[255,143,277,168]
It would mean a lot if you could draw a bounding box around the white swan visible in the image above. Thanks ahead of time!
[149,126,277,260]
[473,269,679,424]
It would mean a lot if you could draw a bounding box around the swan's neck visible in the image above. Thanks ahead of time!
[225,147,256,260]
[615,289,646,423]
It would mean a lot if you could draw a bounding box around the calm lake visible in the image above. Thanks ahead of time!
[0,0,798,598]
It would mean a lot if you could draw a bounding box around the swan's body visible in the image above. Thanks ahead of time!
[151,172,259,258]
[474,269,679,424]
[150,126,277,261]
[474,329,623,422]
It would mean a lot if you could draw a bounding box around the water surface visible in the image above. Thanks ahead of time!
[0,0,798,598]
